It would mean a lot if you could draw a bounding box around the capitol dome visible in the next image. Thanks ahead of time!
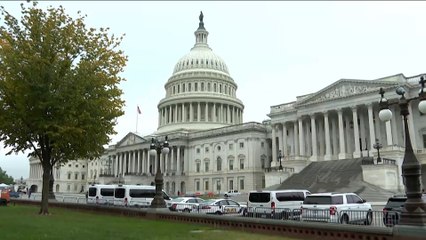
[156,12,244,134]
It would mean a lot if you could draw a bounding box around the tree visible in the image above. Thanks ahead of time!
[0,167,14,184]
[0,2,127,214]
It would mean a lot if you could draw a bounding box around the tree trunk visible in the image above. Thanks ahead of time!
[39,163,52,215]
[48,168,55,199]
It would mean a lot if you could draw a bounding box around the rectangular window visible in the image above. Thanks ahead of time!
[196,148,200,154]
[75,173,78,180]
[240,159,244,169]
[229,180,234,190]
[239,179,244,190]
[261,142,264,148]
[239,142,244,149]
[67,185,70,191]
[81,173,85,180]
[196,181,200,191]
[217,160,222,171]
[205,147,209,153]
[195,82,198,91]
[205,181,209,191]
[196,163,200,173]
[67,173,71,180]
[229,144,233,150]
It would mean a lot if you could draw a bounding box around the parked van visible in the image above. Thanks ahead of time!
[247,189,311,219]
[113,184,171,207]
[87,184,117,205]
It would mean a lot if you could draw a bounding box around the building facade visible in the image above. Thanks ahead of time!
[26,13,426,195]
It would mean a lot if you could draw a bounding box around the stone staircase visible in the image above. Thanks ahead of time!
[271,158,399,202]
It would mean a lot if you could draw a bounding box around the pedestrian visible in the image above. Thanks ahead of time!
[177,190,180,196]
[28,188,31,199]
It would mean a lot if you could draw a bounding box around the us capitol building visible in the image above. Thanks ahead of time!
[26,13,426,195]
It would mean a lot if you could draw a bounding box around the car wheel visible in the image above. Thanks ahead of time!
[215,211,222,215]
[340,214,349,224]
[364,211,373,225]
[183,208,191,213]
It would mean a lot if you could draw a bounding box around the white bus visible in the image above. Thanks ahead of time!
[113,184,172,207]
[87,184,117,205]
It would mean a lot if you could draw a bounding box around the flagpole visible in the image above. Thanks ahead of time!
[136,111,138,133]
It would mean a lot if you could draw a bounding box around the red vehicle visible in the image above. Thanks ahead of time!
[0,189,10,206]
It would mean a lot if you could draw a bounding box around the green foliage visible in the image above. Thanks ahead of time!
[0,167,14,184]
[0,2,127,164]
[3,205,296,240]
[0,2,127,213]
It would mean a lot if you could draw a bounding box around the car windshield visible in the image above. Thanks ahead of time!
[249,192,270,203]
[171,198,185,203]
[385,198,406,208]
[303,195,343,205]
[202,199,218,205]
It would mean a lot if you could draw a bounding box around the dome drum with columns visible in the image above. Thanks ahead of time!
[156,11,244,134]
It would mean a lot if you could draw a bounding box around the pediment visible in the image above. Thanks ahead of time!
[116,132,147,147]
[297,79,399,106]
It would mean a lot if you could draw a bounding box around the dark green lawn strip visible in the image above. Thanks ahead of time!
[1,205,298,240]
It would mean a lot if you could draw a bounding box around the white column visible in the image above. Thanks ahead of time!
[197,102,201,122]
[141,149,146,174]
[337,108,346,159]
[232,106,236,124]
[293,121,299,156]
[182,103,185,122]
[310,114,318,161]
[352,107,361,158]
[213,104,216,122]
[131,151,135,173]
[189,103,193,122]
[271,125,277,163]
[227,105,231,123]
[324,112,332,160]
[282,123,288,157]
[171,147,175,172]
[278,125,283,153]
[385,121,393,146]
[177,146,181,174]
[298,118,305,156]
[158,110,161,127]
[115,154,119,176]
[368,104,376,151]
[205,103,209,122]
[220,104,224,123]
[169,105,172,123]
[175,104,178,123]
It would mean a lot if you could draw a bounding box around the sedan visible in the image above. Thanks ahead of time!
[167,197,205,212]
[198,198,247,215]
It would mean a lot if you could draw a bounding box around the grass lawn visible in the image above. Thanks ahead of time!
[1,205,299,240]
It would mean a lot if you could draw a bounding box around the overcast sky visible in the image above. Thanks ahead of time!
[1,1,426,180]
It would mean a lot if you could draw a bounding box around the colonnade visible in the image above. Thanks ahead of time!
[111,146,185,177]
[158,102,243,126]
[271,103,413,162]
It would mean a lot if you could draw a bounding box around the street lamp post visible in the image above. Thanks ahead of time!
[373,138,383,164]
[278,150,283,171]
[149,136,170,208]
[378,76,426,226]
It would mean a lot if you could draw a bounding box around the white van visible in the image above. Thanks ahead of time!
[113,184,171,207]
[87,184,117,205]
[247,189,311,219]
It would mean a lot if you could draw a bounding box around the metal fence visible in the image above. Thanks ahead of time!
[26,195,401,228]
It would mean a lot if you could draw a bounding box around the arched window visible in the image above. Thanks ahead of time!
[216,157,222,171]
